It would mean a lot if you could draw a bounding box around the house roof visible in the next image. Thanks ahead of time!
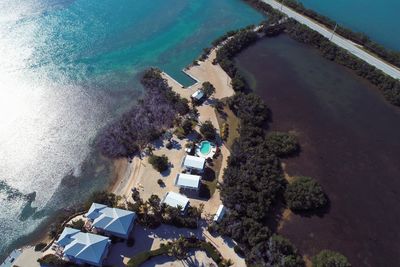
[86,203,136,237]
[192,90,204,100]
[162,192,189,210]
[182,155,205,170]
[56,227,109,265]
[213,204,226,222]
[175,173,201,189]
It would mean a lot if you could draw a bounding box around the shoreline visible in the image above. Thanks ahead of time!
[5,23,297,266]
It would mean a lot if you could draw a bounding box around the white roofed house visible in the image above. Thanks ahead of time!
[191,90,205,101]
[55,227,110,266]
[182,155,205,173]
[162,192,190,213]
[175,173,201,191]
[85,203,137,239]
[213,204,226,223]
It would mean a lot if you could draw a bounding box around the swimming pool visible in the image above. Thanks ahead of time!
[199,141,211,155]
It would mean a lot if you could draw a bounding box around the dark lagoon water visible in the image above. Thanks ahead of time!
[0,0,263,260]
[236,35,400,267]
[298,0,400,51]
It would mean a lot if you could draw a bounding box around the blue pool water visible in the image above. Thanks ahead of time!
[199,141,212,155]
[298,0,400,50]
[0,0,263,260]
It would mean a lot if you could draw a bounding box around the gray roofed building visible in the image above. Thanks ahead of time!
[56,227,110,267]
[86,203,136,238]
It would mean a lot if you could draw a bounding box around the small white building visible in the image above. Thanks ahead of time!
[175,173,201,191]
[213,204,226,223]
[162,192,190,212]
[191,90,204,101]
[182,155,205,173]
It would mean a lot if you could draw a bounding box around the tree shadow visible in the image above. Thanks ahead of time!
[171,139,182,150]
[202,167,216,182]
[186,132,201,142]
[198,183,211,200]
[264,200,286,233]
[152,138,164,149]
[161,165,172,177]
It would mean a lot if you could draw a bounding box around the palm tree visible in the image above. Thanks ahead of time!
[167,236,190,260]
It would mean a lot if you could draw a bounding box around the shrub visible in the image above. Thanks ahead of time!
[148,154,169,173]
[266,132,299,157]
[221,123,229,141]
[34,242,47,251]
[200,120,217,140]
[285,176,328,211]
[174,127,186,139]
[207,223,217,234]
[234,245,244,257]
[202,81,216,98]
[165,141,173,149]
[37,254,72,266]
[312,250,351,267]
[212,99,225,113]
[157,179,165,187]
[68,219,85,231]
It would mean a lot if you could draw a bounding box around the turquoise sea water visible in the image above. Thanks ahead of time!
[0,0,263,260]
[298,0,400,50]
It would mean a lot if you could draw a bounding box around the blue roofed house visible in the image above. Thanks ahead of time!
[86,203,137,239]
[56,227,110,266]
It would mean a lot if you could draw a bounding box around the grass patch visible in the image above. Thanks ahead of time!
[215,99,240,150]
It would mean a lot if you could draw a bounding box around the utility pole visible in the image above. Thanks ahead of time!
[330,23,338,41]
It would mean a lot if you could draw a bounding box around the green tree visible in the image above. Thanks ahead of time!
[69,219,85,231]
[285,176,328,211]
[202,81,216,98]
[312,250,351,267]
[148,154,169,173]
[231,73,247,92]
[182,119,194,135]
[200,120,217,140]
[148,194,162,215]
[266,132,299,157]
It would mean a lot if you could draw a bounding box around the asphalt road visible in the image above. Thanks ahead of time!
[262,0,400,80]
